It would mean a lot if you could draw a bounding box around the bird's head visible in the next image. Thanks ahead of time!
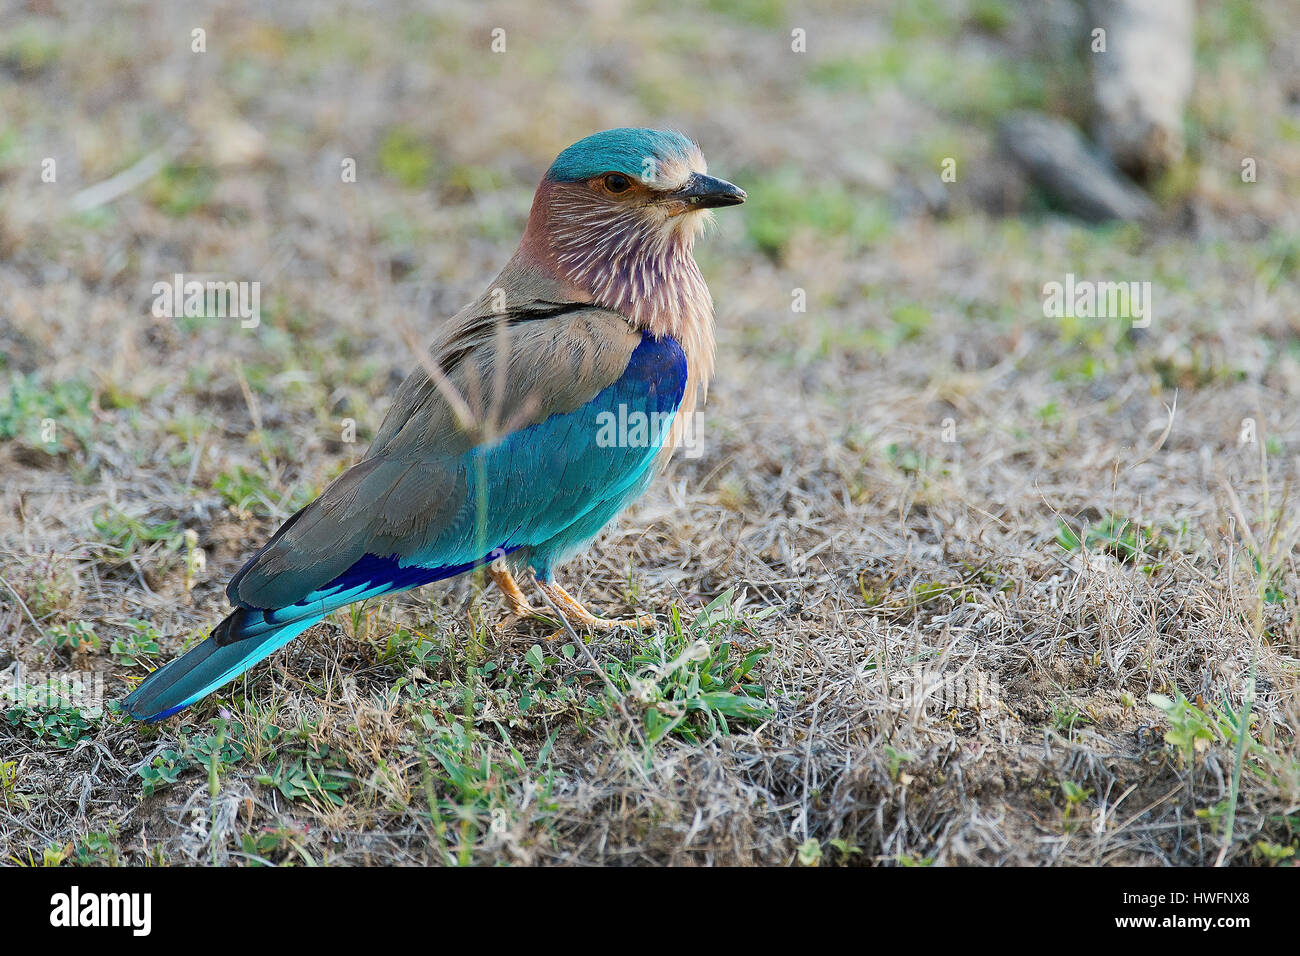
[517,128,745,331]
[545,127,746,222]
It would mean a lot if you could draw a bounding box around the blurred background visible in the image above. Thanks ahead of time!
[2,0,1300,865]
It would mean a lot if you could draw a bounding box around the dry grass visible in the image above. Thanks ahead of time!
[2,0,1300,866]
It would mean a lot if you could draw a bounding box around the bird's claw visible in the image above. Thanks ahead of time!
[490,566,656,639]
[489,561,540,617]
[543,612,656,641]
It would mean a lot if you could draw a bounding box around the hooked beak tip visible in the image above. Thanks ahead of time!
[673,172,746,209]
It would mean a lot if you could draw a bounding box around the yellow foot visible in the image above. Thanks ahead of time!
[489,561,540,618]
[535,580,655,639]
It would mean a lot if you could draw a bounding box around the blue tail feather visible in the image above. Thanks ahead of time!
[121,615,323,721]
[121,548,518,721]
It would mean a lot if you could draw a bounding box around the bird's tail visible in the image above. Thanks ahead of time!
[121,550,494,721]
[120,609,324,722]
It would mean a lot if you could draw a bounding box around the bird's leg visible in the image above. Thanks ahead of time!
[489,561,539,618]
[534,580,656,638]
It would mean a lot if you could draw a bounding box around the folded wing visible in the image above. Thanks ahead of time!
[226,305,685,614]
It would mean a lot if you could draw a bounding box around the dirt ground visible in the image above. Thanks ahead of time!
[2,0,1299,865]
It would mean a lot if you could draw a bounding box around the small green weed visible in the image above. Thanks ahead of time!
[110,619,162,667]
[597,588,774,744]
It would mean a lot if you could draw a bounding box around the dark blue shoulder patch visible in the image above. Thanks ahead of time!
[621,333,687,415]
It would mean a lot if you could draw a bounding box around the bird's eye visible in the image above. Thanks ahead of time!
[603,173,632,194]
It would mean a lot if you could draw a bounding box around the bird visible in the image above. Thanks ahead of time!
[122,128,745,721]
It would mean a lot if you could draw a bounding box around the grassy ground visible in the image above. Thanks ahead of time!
[2,0,1300,865]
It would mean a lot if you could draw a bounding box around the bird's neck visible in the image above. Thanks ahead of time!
[513,180,717,402]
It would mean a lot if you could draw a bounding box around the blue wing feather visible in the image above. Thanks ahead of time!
[288,329,684,600]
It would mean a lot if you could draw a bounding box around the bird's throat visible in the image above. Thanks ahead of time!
[521,182,717,404]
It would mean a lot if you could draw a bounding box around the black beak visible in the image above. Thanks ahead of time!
[669,172,746,209]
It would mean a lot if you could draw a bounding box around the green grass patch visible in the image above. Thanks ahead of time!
[378,126,435,189]
[0,374,96,454]
[110,619,163,668]
[596,588,775,744]
[91,505,183,562]
[41,620,100,654]
[147,162,217,217]
[415,717,558,864]
[3,676,99,749]
[212,464,313,518]
[1056,513,1177,569]
[809,43,1049,123]
[0,19,61,74]
[697,0,787,29]
[743,168,892,258]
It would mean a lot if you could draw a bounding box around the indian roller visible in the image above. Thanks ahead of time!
[122,128,745,721]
